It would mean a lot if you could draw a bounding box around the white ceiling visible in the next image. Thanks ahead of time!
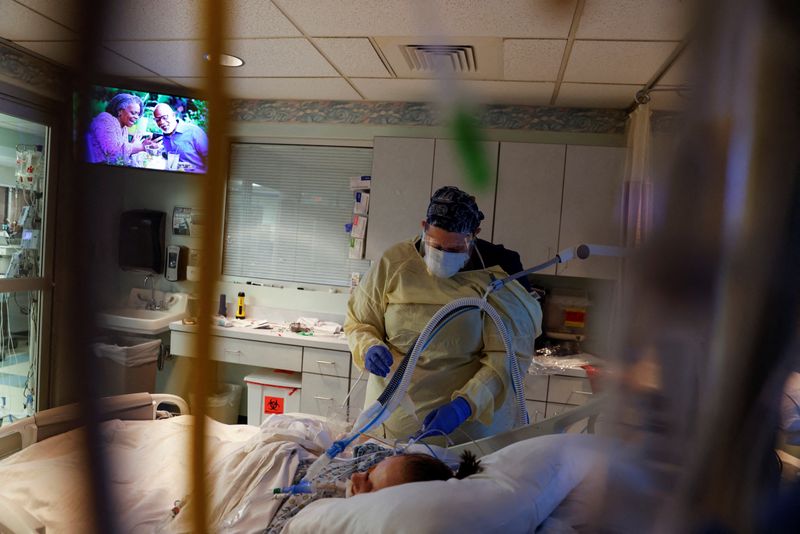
[1,0,695,110]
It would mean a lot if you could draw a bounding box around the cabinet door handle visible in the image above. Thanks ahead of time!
[316,360,335,365]
[224,349,242,355]
[572,391,593,395]
[314,396,334,401]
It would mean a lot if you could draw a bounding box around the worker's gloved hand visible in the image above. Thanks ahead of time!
[422,397,472,436]
[364,345,393,377]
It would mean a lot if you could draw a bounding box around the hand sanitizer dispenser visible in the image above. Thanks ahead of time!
[165,245,187,281]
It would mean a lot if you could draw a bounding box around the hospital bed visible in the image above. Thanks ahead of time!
[0,392,189,461]
[0,393,607,534]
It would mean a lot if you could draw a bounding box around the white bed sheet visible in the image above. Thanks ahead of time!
[0,414,335,533]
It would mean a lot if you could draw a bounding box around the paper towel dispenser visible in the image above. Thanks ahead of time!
[119,209,166,273]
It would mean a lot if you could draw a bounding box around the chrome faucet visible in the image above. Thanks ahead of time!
[143,274,159,310]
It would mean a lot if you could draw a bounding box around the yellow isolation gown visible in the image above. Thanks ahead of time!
[344,238,542,444]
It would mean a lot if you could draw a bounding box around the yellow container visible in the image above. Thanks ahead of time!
[235,291,246,319]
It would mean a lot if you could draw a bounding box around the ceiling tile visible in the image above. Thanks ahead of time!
[465,81,554,105]
[577,0,695,41]
[314,38,389,78]
[0,1,76,40]
[104,39,338,78]
[175,77,362,100]
[564,41,677,84]
[100,0,299,41]
[556,83,638,108]
[277,0,577,38]
[14,0,79,31]
[14,41,157,76]
[222,40,339,77]
[229,0,302,38]
[503,39,566,81]
[351,78,439,102]
[103,40,205,77]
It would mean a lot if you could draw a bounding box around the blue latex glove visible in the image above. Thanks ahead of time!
[364,345,393,377]
[422,397,472,436]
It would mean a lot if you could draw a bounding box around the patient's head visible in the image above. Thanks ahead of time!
[349,451,482,496]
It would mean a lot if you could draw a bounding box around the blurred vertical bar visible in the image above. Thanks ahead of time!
[600,0,800,531]
[676,0,800,529]
[193,0,229,531]
[70,0,116,532]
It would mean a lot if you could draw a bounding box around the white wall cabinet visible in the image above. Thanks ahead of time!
[556,145,626,280]
[431,139,499,239]
[365,137,435,260]
[368,137,625,281]
[494,143,565,275]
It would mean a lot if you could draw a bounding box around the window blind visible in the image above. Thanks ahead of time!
[224,143,373,286]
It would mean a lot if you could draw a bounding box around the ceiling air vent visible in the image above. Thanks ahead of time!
[375,37,502,79]
[401,44,477,74]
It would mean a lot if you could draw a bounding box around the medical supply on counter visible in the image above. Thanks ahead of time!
[214,316,233,327]
[235,292,246,319]
[218,294,227,316]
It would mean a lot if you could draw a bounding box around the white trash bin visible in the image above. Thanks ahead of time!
[92,336,161,396]
[192,383,244,424]
[244,371,301,426]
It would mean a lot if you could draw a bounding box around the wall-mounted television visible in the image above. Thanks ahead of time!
[82,85,208,174]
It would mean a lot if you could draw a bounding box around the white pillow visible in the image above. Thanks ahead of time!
[283,433,599,534]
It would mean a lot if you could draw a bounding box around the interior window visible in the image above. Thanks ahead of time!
[224,143,372,286]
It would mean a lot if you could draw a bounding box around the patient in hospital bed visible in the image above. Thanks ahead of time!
[266,443,482,532]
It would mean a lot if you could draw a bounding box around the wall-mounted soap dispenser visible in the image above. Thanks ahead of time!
[119,210,166,273]
[165,245,188,281]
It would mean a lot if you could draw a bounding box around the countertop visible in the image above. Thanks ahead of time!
[529,353,603,378]
[169,320,351,352]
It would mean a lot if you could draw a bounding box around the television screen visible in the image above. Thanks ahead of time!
[82,85,208,173]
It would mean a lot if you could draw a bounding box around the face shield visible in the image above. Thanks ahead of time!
[421,224,474,278]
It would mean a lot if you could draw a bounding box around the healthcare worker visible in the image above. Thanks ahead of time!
[345,186,542,444]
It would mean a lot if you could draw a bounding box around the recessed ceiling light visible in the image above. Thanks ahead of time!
[203,53,244,67]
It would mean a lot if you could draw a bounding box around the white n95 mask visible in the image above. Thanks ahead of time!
[424,244,469,278]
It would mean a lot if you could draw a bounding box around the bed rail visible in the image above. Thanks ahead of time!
[448,394,608,457]
[0,392,189,462]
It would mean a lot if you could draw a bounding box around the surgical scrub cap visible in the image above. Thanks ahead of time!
[426,186,485,234]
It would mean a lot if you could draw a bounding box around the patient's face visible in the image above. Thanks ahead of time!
[349,456,409,495]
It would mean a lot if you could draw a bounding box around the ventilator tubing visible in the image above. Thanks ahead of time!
[304,296,529,484]
[389,297,530,429]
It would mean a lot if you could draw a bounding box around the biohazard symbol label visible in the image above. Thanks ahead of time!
[264,396,285,414]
